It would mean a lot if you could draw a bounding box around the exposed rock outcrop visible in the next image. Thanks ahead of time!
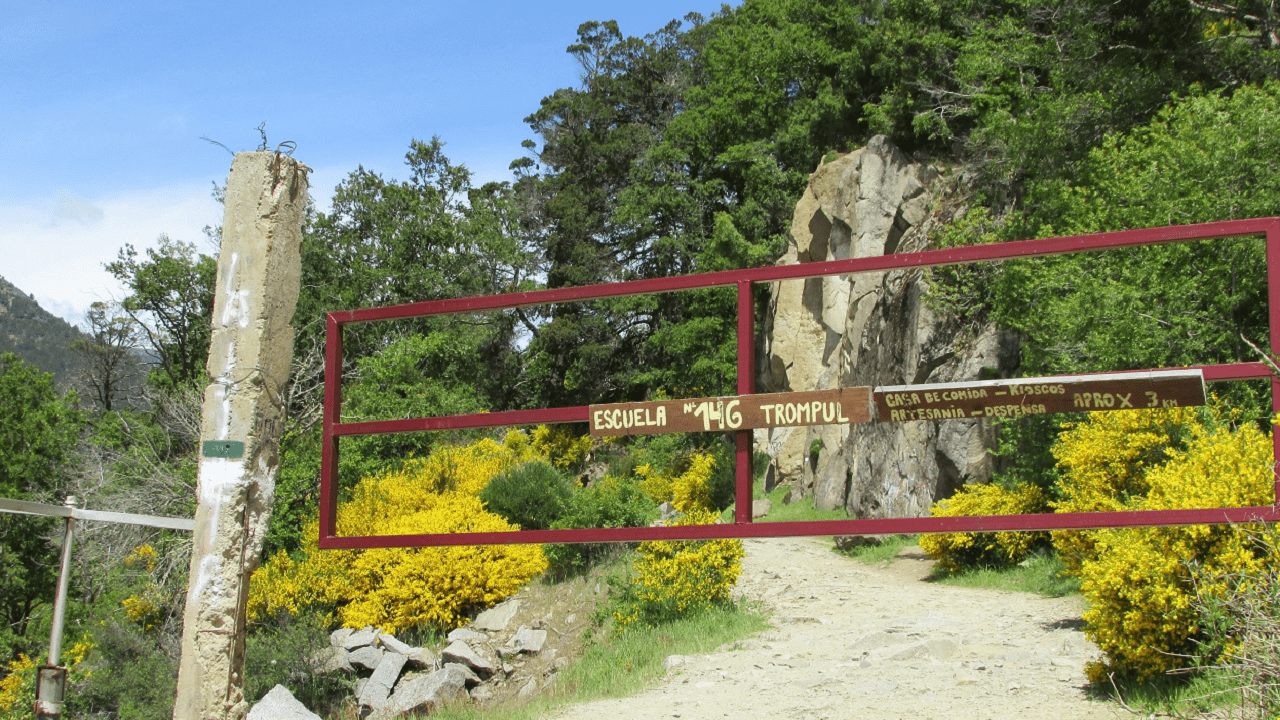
[756,136,1018,516]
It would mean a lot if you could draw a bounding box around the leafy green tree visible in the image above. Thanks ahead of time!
[268,140,540,553]
[965,83,1280,494]
[0,354,84,501]
[0,353,84,658]
[514,0,1280,408]
[519,18,784,406]
[295,138,536,384]
[998,83,1280,377]
[105,236,216,392]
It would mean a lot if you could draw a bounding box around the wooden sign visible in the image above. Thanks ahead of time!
[873,369,1206,423]
[590,387,873,437]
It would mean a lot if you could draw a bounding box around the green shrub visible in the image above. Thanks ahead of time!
[1193,536,1280,718]
[66,618,174,720]
[545,474,657,577]
[244,612,353,716]
[480,461,574,531]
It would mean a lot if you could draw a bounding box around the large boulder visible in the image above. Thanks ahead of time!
[756,136,1018,515]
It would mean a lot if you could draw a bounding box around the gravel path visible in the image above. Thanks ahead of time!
[546,536,1118,720]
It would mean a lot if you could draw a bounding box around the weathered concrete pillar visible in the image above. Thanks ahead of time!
[174,152,308,720]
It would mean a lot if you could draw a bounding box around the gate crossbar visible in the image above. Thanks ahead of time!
[320,217,1280,550]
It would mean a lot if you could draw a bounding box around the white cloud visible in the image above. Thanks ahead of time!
[0,183,221,326]
[50,189,105,227]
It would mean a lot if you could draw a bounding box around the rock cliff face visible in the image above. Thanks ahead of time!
[756,136,1018,518]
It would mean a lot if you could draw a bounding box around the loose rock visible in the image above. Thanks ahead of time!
[446,628,488,644]
[342,626,380,651]
[247,685,321,720]
[348,645,383,672]
[510,626,548,654]
[311,646,354,675]
[381,665,470,719]
[357,651,407,710]
[473,599,520,632]
[442,641,498,678]
[378,633,417,656]
[329,628,354,648]
[834,535,884,551]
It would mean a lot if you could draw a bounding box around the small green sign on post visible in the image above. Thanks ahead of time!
[201,441,245,459]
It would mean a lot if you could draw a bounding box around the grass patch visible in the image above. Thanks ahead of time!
[834,534,918,565]
[720,485,851,525]
[428,601,769,720]
[1098,668,1239,718]
[929,549,1082,598]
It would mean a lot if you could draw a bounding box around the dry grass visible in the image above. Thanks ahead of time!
[1189,553,1280,719]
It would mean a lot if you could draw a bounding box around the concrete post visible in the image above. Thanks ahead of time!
[173,152,307,720]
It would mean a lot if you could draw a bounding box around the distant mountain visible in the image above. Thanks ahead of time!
[0,275,89,388]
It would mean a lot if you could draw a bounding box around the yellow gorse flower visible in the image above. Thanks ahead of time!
[614,454,744,630]
[0,636,94,719]
[1055,407,1276,679]
[248,433,550,633]
[919,482,1050,573]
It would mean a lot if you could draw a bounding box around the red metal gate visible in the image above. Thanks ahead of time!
[319,217,1280,550]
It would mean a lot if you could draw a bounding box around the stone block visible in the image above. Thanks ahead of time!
[473,598,519,631]
[446,627,487,643]
[342,626,380,651]
[442,641,498,678]
[247,685,321,720]
[348,645,383,672]
[383,665,469,718]
[510,626,547,654]
[378,633,417,656]
[357,651,407,710]
[311,646,353,675]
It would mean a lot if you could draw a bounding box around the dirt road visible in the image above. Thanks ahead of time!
[546,536,1117,720]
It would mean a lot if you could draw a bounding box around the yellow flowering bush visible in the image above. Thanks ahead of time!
[1051,406,1198,575]
[636,452,717,513]
[119,544,167,630]
[248,435,548,633]
[919,482,1050,573]
[913,404,1278,681]
[1062,412,1276,679]
[528,425,593,470]
[612,453,744,630]
[0,639,93,720]
[635,463,670,505]
[614,509,745,629]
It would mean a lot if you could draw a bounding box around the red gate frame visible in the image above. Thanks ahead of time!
[319,217,1280,550]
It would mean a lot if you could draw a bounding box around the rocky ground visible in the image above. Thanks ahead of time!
[255,535,1127,719]
[544,536,1119,720]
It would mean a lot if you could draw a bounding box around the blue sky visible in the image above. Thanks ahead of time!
[1,1,735,327]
